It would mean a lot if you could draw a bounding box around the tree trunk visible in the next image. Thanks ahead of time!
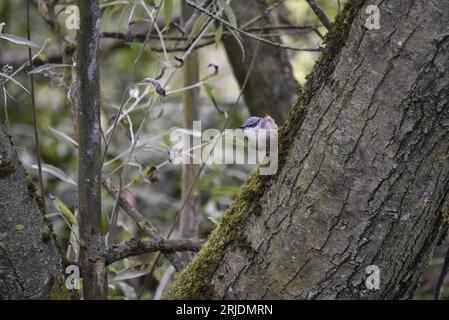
[179,1,201,262]
[223,0,299,124]
[0,123,65,299]
[166,0,449,299]
[77,0,107,300]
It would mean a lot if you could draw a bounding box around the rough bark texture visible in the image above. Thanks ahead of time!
[223,0,299,124]
[0,123,65,299]
[77,0,107,300]
[166,0,449,299]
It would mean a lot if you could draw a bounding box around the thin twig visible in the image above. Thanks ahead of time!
[27,0,45,211]
[107,12,218,244]
[101,1,165,168]
[435,244,449,300]
[184,0,322,52]
[104,3,167,243]
[241,0,285,28]
[305,0,333,30]
[100,25,319,42]
[102,178,186,271]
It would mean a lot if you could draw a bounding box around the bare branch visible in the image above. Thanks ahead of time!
[435,244,449,300]
[305,0,332,30]
[184,0,322,52]
[27,0,45,208]
[104,238,205,265]
[102,178,187,271]
[101,25,319,42]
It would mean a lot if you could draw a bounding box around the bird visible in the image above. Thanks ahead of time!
[239,115,278,150]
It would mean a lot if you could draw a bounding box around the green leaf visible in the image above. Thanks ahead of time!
[0,72,30,94]
[207,216,221,226]
[218,0,237,27]
[50,195,78,226]
[227,27,245,61]
[49,127,78,148]
[203,82,218,110]
[163,134,171,147]
[31,163,77,186]
[164,0,174,30]
[28,63,73,75]
[0,33,40,49]
[129,165,158,187]
[187,13,209,44]
[99,0,129,9]
[112,264,152,282]
[214,24,224,48]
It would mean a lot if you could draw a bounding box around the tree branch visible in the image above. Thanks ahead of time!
[435,244,449,300]
[101,25,318,42]
[104,238,205,265]
[27,0,45,207]
[102,178,187,271]
[184,0,322,52]
[305,0,332,30]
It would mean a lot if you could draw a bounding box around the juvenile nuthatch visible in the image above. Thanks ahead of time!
[239,115,278,149]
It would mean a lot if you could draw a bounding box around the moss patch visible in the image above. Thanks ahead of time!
[0,156,15,177]
[50,275,71,300]
[25,173,46,216]
[437,153,449,165]
[442,202,449,225]
[164,170,269,299]
[41,226,53,243]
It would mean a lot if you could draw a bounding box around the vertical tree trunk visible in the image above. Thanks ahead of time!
[77,0,106,299]
[166,0,449,299]
[179,1,201,255]
[0,123,64,299]
[223,0,299,124]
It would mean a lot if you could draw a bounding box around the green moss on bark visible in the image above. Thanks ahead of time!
[50,276,71,300]
[0,156,15,177]
[164,170,269,299]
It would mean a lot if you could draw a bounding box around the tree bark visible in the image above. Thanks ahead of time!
[0,123,64,299]
[166,0,449,299]
[77,1,107,300]
[223,0,299,124]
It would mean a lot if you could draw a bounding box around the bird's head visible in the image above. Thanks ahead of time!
[239,116,264,131]
[239,115,278,131]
